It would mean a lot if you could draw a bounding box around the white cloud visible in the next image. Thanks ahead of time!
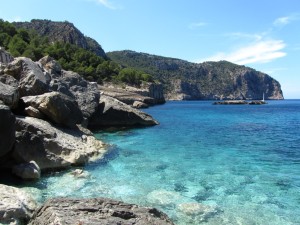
[273,14,300,27]
[200,40,286,65]
[273,16,290,26]
[188,22,207,29]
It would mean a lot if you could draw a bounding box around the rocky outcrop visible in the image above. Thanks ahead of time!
[22,92,83,128]
[89,95,158,129]
[108,51,284,100]
[28,198,175,225]
[13,116,106,170]
[4,57,49,97]
[55,70,100,121]
[13,19,107,58]
[0,184,37,225]
[0,101,15,158]
[100,82,165,106]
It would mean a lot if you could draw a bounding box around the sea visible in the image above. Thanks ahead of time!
[23,100,300,224]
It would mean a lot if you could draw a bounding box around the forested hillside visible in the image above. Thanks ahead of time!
[0,19,153,85]
[108,50,284,100]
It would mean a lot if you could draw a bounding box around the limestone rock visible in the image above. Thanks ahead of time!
[38,55,61,76]
[24,106,45,119]
[58,70,100,120]
[89,95,158,129]
[0,184,37,225]
[28,197,175,225]
[22,92,83,128]
[4,57,49,97]
[13,116,106,170]
[0,101,15,157]
[132,100,148,109]
[12,161,41,180]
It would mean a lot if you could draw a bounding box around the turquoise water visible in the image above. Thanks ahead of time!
[31,101,300,224]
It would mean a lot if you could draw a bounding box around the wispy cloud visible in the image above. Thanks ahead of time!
[201,39,286,65]
[188,22,207,30]
[89,0,119,10]
[273,14,300,27]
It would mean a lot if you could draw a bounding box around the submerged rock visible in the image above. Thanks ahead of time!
[147,189,182,207]
[28,197,175,225]
[13,116,106,170]
[0,184,37,225]
[176,202,218,223]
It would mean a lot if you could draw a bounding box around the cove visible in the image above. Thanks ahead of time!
[27,100,300,225]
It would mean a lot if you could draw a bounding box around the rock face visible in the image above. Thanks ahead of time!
[13,116,106,170]
[0,47,14,64]
[13,19,107,58]
[108,51,284,100]
[22,92,83,128]
[0,80,19,108]
[100,82,165,106]
[0,101,15,157]
[89,95,158,129]
[0,184,37,225]
[28,198,175,225]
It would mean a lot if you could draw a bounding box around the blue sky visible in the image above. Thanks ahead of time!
[1,0,300,98]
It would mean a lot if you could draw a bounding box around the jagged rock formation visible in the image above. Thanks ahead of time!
[108,50,284,100]
[13,19,107,58]
[0,50,157,174]
[28,198,175,225]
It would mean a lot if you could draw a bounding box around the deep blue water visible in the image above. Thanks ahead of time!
[29,100,300,224]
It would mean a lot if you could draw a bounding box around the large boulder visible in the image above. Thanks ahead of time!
[13,116,106,170]
[50,70,100,122]
[28,198,175,225]
[22,92,83,128]
[0,184,37,225]
[0,101,16,157]
[4,57,49,97]
[89,95,158,129]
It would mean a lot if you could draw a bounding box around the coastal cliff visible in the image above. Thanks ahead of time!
[13,19,107,59]
[108,51,284,100]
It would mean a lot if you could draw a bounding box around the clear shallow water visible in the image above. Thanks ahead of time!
[28,101,300,224]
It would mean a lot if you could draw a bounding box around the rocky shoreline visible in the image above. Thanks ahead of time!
[0,48,171,224]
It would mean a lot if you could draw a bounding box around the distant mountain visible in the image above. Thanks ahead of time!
[13,19,107,59]
[107,50,284,100]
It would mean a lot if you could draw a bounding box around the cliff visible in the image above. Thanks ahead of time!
[13,19,107,59]
[108,51,284,100]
